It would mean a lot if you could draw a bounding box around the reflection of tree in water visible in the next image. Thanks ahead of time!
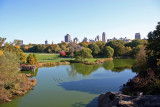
[111,59,134,72]
[67,59,135,76]
[103,61,114,70]
[68,63,101,76]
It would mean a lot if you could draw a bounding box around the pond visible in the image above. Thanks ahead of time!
[0,59,137,107]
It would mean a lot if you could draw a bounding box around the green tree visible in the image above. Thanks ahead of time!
[33,54,38,64]
[75,48,93,62]
[79,42,89,48]
[27,54,35,65]
[102,46,114,58]
[132,45,143,57]
[125,39,146,48]
[95,41,105,49]
[146,23,160,58]
[135,46,147,71]
[88,43,100,57]
[106,40,125,57]
[124,46,132,57]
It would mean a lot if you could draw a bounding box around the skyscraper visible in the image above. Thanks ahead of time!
[73,37,79,44]
[135,33,141,39]
[102,32,107,43]
[65,34,71,42]
[95,35,101,42]
[82,37,89,42]
[45,40,48,45]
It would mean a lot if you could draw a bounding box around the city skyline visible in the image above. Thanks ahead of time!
[0,0,160,44]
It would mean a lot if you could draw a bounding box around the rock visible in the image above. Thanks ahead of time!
[98,92,160,107]
[25,73,32,77]
[3,98,11,102]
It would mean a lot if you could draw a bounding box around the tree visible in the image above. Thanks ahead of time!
[135,46,147,71]
[14,45,20,49]
[95,41,105,49]
[88,43,100,57]
[132,45,143,57]
[27,54,35,65]
[124,46,132,56]
[146,23,160,58]
[0,50,3,56]
[2,45,26,63]
[106,40,125,57]
[102,46,114,58]
[79,42,89,48]
[74,48,93,62]
[0,37,6,47]
[125,39,146,48]
[33,54,38,64]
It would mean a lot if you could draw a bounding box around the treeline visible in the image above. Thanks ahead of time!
[21,39,147,59]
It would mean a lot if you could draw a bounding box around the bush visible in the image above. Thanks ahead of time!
[60,51,66,56]
[0,51,35,102]
[27,54,38,65]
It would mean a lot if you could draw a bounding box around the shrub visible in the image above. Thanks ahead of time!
[27,54,38,65]
[60,51,66,56]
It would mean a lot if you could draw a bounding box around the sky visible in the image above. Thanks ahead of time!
[0,0,160,44]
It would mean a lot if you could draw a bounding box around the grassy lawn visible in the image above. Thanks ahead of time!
[25,53,74,62]
[25,53,109,63]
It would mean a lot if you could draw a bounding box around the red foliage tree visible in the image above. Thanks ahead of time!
[60,51,66,56]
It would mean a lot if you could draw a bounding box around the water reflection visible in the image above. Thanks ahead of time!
[68,59,134,76]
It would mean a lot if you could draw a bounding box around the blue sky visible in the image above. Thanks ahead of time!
[0,0,160,44]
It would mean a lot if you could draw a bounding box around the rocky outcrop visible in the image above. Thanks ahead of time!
[98,92,160,107]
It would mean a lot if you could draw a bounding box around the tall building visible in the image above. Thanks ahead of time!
[45,40,48,45]
[89,39,95,43]
[65,34,71,42]
[135,33,141,39]
[82,37,89,42]
[95,35,101,42]
[102,32,107,43]
[73,37,79,44]
[19,40,23,46]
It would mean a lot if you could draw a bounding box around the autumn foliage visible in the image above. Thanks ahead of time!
[60,51,66,56]
[0,50,3,56]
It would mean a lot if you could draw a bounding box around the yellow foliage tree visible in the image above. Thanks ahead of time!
[0,50,3,56]
[14,45,20,49]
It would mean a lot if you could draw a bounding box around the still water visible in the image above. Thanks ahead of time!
[0,59,136,107]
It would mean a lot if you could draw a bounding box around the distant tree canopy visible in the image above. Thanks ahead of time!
[106,40,125,57]
[125,39,147,48]
[88,43,100,57]
[79,42,89,48]
[75,48,93,61]
[102,46,114,58]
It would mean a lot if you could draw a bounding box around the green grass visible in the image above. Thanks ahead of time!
[25,53,74,62]
[25,53,111,63]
